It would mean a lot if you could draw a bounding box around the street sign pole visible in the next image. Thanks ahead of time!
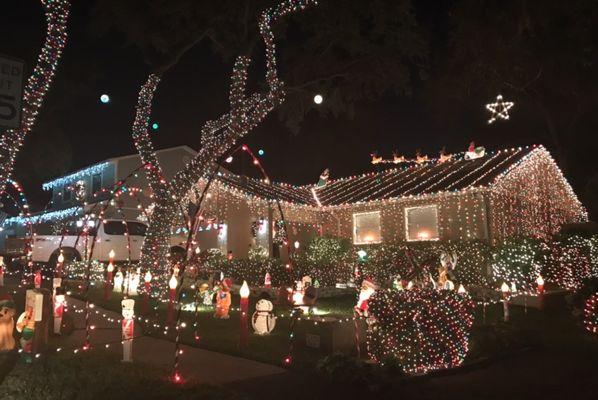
[0,54,25,130]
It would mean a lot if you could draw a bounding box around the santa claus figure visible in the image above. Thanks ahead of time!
[252,299,276,335]
[0,294,16,351]
[464,141,486,160]
[214,278,232,319]
[355,278,378,317]
[121,299,135,362]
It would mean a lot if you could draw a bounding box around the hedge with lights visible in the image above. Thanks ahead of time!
[491,237,547,290]
[544,235,595,291]
[367,288,475,375]
[584,292,598,335]
[291,236,353,286]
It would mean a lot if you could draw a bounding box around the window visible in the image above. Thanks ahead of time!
[92,173,102,195]
[405,205,439,241]
[127,222,147,236]
[62,187,72,202]
[103,221,127,235]
[353,211,382,244]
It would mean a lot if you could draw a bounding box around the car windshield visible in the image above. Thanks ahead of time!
[103,221,127,235]
[127,222,147,236]
[103,221,147,236]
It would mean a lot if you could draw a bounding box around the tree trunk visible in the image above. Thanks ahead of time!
[140,197,178,273]
[0,0,70,189]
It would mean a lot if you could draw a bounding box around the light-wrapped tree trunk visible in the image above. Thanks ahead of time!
[130,0,316,283]
[0,0,70,189]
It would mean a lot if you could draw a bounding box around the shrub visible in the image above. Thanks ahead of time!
[584,292,598,335]
[491,237,546,290]
[545,235,593,290]
[367,288,475,375]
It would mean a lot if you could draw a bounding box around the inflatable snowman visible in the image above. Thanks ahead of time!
[251,299,276,335]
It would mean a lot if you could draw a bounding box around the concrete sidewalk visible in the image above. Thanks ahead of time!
[62,296,288,385]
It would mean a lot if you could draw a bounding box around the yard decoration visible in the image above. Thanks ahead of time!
[239,281,250,349]
[501,282,511,322]
[0,293,16,351]
[355,277,378,317]
[16,290,43,363]
[252,299,276,335]
[113,268,123,293]
[0,256,4,286]
[121,299,135,362]
[143,270,152,313]
[105,255,114,300]
[485,94,514,124]
[53,291,65,335]
[167,274,178,325]
[214,278,232,319]
[198,283,213,306]
[34,269,42,289]
[464,141,486,159]
[584,293,598,335]
[52,278,63,334]
[367,288,474,374]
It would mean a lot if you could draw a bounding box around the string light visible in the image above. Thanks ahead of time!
[130,0,317,285]
[485,94,514,124]
[0,0,70,191]
[367,288,475,374]
[584,293,598,335]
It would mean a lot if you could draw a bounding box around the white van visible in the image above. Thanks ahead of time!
[31,219,186,264]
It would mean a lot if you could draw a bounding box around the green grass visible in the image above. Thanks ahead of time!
[0,351,244,400]
[11,276,598,373]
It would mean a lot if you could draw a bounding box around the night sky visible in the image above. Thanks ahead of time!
[1,1,596,213]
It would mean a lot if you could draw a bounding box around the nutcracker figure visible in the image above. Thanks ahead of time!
[121,299,135,362]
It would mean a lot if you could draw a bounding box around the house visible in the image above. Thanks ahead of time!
[192,145,586,259]
[0,144,586,262]
[0,146,197,254]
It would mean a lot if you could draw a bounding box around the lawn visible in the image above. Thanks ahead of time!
[61,278,592,372]
[64,280,358,369]
[0,351,244,400]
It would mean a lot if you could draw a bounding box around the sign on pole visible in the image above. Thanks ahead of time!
[0,54,25,129]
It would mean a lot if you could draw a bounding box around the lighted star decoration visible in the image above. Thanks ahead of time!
[485,94,514,124]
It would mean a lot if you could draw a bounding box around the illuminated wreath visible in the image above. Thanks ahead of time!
[367,288,475,375]
[584,293,598,335]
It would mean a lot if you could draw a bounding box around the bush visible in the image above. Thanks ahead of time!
[292,236,353,286]
[545,235,594,290]
[491,237,546,290]
[367,288,475,375]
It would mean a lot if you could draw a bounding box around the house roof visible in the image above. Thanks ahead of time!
[212,145,541,207]
[42,146,198,190]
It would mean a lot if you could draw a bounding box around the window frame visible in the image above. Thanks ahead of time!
[352,210,382,245]
[91,173,102,195]
[404,204,440,242]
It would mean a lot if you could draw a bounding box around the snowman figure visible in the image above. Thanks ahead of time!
[251,299,276,335]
